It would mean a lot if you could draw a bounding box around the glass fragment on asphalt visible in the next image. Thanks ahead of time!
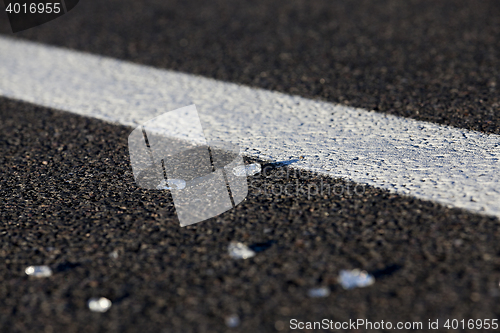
[245,163,262,176]
[338,269,375,289]
[225,314,241,328]
[88,297,112,313]
[25,265,52,278]
[232,163,261,177]
[156,179,186,190]
[307,287,330,298]
[228,242,256,259]
[232,165,247,177]
[109,251,119,259]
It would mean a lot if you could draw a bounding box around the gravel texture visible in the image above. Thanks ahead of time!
[1,0,499,134]
[1,1,500,330]
[1,98,500,332]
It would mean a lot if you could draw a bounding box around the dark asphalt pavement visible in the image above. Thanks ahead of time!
[1,0,500,332]
[1,0,500,134]
[1,98,500,332]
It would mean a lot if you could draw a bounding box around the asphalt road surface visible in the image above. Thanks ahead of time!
[2,0,500,134]
[1,0,500,332]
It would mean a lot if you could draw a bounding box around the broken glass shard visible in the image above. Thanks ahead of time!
[307,287,330,298]
[88,297,112,312]
[225,314,240,328]
[245,163,262,176]
[232,165,247,177]
[338,269,375,289]
[232,163,262,177]
[228,242,256,259]
[109,250,119,259]
[25,265,52,278]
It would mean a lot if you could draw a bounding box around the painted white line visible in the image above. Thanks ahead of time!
[0,36,499,218]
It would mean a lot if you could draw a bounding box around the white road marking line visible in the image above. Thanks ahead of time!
[0,36,499,218]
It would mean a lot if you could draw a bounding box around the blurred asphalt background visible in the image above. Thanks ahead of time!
[1,0,500,332]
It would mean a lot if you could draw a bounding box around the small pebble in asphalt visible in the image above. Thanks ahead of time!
[25,265,52,278]
[228,242,256,259]
[88,297,112,313]
[225,314,240,328]
[307,287,330,298]
[338,269,375,290]
[232,163,261,177]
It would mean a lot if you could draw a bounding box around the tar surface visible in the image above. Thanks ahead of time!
[1,0,499,134]
[1,98,500,332]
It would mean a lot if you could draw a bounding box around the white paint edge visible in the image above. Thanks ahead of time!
[1,36,499,218]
